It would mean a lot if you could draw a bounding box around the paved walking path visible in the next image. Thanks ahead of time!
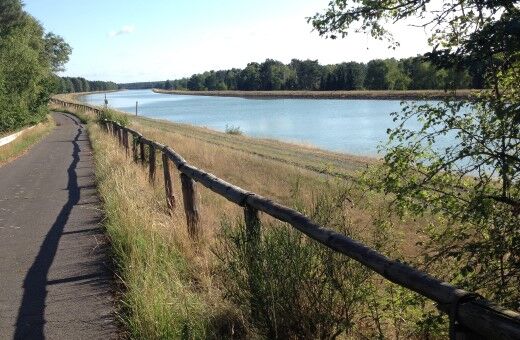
[0,113,116,339]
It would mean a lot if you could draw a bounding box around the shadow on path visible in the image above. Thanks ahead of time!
[14,125,82,339]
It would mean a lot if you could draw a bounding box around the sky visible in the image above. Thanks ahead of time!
[24,0,432,83]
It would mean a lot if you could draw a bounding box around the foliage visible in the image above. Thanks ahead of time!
[124,55,478,92]
[224,125,242,135]
[0,115,54,164]
[216,184,365,339]
[310,0,520,311]
[0,0,71,133]
[56,76,118,93]
[96,108,129,127]
[215,182,437,338]
[89,126,231,339]
[44,33,72,73]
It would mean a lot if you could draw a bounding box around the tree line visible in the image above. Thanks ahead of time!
[0,0,71,133]
[56,77,118,93]
[119,81,165,90]
[155,56,484,92]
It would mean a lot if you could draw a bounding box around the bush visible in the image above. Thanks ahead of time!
[225,124,242,135]
[97,108,129,127]
[216,184,377,339]
[217,220,376,339]
[215,181,441,339]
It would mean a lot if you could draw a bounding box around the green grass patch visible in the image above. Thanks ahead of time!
[96,108,129,127]
[88,123,244,339]
[0,116,54,165]
[87,117,448,339]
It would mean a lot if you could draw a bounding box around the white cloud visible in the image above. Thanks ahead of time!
[108,25,135,38]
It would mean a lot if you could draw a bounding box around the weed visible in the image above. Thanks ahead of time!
[88,123,246,339]
[0,116,54,164]
[97,108,129,127]
[225,125,242,135]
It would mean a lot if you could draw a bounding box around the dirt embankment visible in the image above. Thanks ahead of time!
[152,88,477,100]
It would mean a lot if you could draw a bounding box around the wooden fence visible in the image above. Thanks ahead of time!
[50,98,520,340]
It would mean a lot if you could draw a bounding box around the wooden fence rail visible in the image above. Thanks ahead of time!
[50,97,520,340]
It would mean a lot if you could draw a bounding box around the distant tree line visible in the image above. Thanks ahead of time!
[56,76,118,93]
[0,0,71,133]
[151,56,484,92]
[119,81,165,90]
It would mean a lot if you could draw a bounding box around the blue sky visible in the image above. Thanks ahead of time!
[24,0,430,83]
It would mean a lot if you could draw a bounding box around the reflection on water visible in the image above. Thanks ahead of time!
[81,89,429,156]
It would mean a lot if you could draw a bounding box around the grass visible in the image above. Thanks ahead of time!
[134,116,372,179]
[126,116,432,256]
[49,103,92,123]
[89,123,247,339]
[225,125,242,135]
[82,102,450,338]
[49,103,129,127]
[0,116,54,165]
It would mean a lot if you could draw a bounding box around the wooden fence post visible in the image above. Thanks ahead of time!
[123,129,129,157]
[244,204,262,319]
[149,144,156,183]
[162,153,176,212]
[180,173,200,238]
[140,141,146,165]
[118,127,123,147]
[132,135,138,162]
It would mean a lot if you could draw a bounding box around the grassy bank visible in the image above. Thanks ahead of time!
[0,116,54,165]
[89,123,245,338]
[53,89,121,102]
[85,105,452,339]
[153,88,476,100]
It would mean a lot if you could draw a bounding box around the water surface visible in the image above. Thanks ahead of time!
[81,89,424,156]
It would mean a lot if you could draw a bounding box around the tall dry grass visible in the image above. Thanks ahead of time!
[129,117,426,258]
[0,116,54,165]
[89,123,247,339]
[88,115,446,338]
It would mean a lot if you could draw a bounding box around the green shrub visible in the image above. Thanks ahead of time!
[215,181,441,339]
[97,108,129,127]
[218,220,377,339]
[225,124,242,135]
[216,184,377,339]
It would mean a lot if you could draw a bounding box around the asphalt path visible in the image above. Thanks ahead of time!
[0,112,115,339]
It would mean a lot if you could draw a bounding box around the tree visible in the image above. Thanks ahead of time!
[44,33,72,72]
[204,71,218,90]
[0,3,71,133]
[63,78,74,93]
[384,59,410,90]
[310,0,520,311]
[364,60,388,90]
[0,0,24,37]
[187,74,205,91]
[80,77,90,92]
[259,59,289,91]
[237,62,261,91]
[290,59,323,90]
[70,77,83,92]
[164,79,173,90]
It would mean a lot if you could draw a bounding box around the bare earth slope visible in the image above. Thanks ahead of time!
[0,112,115,339]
